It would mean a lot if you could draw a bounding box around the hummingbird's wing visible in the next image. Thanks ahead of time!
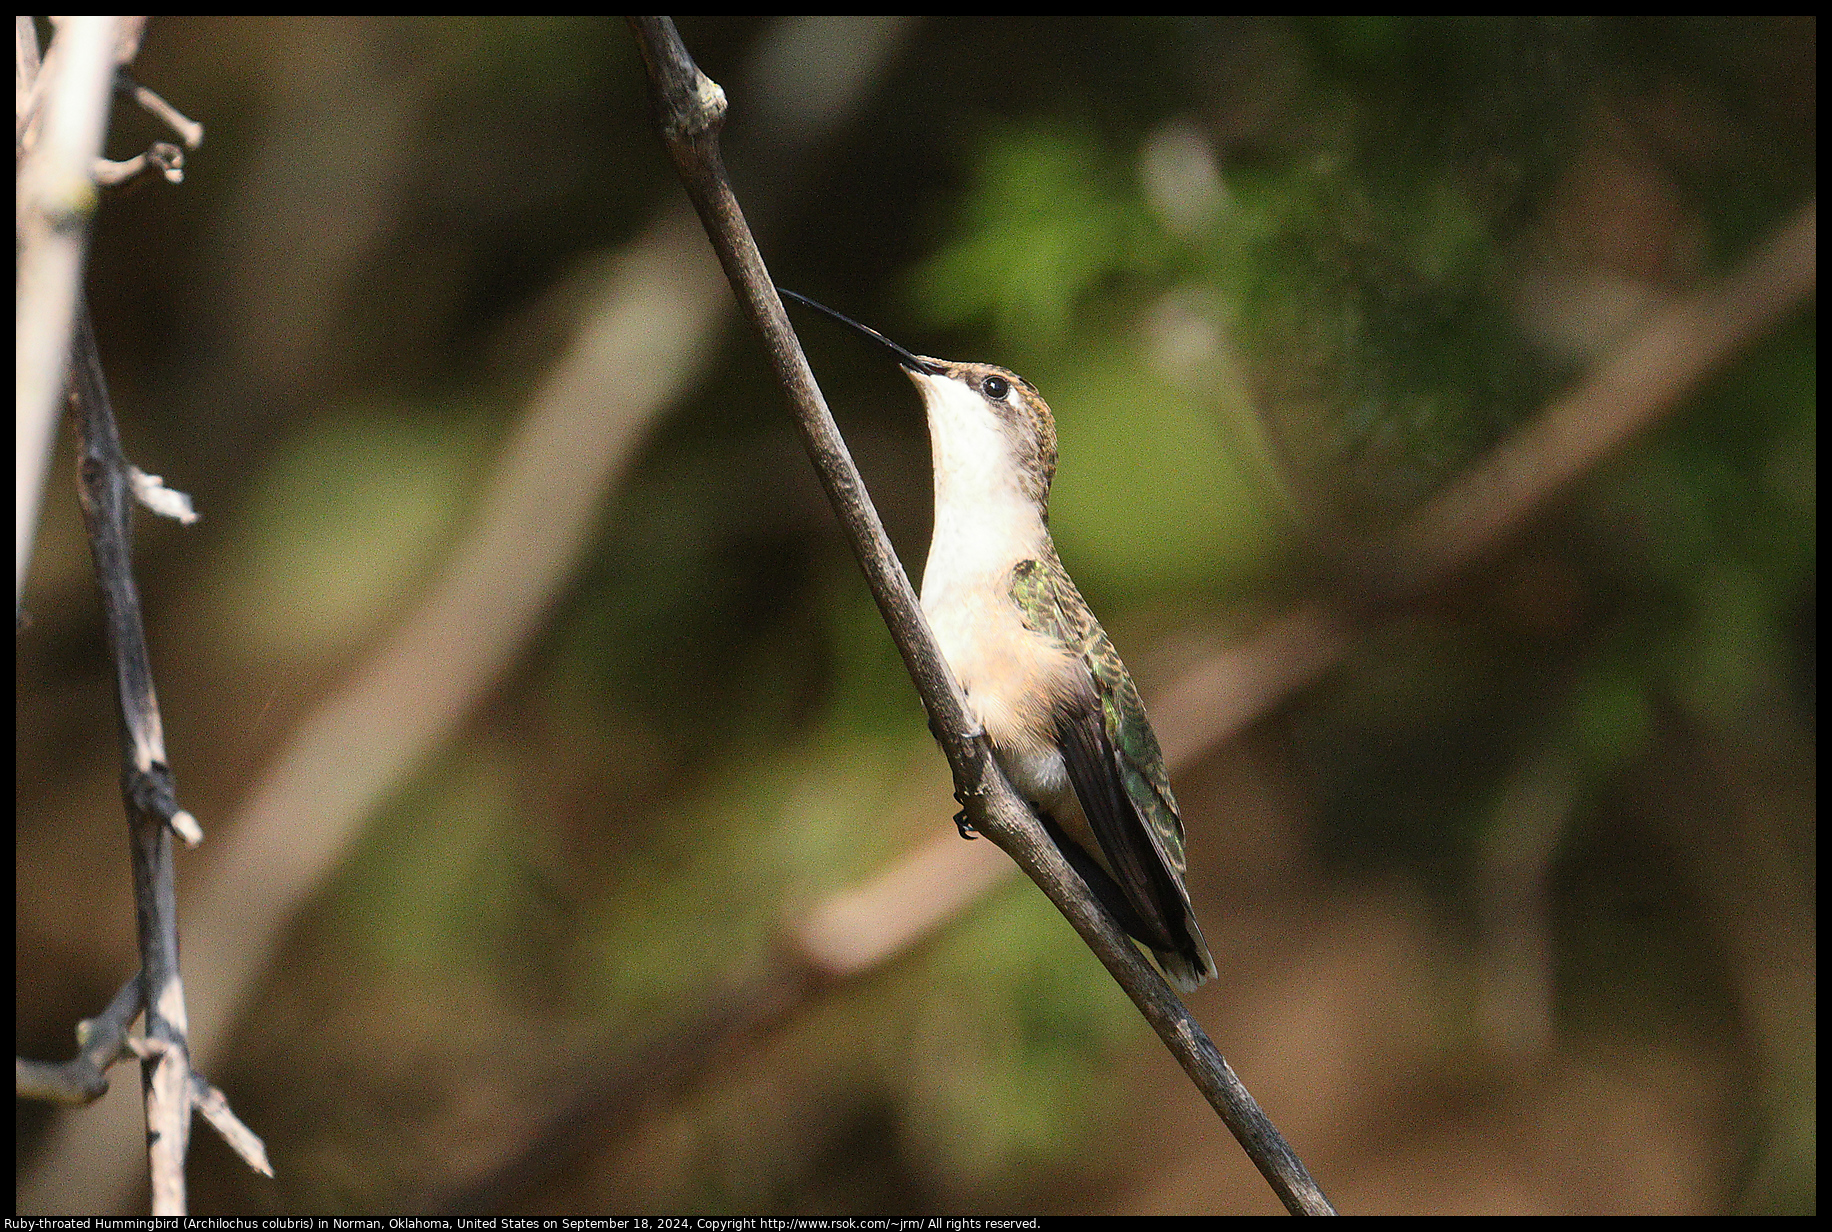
[1055,703,1192,955]
[1009,554,1203,962]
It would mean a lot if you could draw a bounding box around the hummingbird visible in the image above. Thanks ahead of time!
[781,289,1217,991]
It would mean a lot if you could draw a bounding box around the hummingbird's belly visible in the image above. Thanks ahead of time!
[922,582,1110,876]
[994,731,1112,889]
[923,581,1077,752]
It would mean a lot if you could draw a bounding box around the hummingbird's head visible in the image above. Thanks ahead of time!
[901,359,1058,509]
[778,289,1059,510]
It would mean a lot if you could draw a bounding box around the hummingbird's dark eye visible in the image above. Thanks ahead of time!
[981,375,1010,401]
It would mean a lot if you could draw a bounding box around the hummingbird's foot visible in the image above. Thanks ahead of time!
[951,782,988,839]
[952,807,980,840]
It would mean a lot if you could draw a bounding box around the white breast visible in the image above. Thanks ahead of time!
[911,366,1086,817]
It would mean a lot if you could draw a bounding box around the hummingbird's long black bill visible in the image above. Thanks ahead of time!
[778,288,939,375]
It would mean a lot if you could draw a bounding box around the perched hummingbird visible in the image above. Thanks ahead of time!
[782,289,1217,991]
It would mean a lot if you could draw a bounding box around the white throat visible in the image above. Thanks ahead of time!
[909,371,1049,607]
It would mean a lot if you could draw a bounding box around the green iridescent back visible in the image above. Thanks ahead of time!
[1008,551,1188,878]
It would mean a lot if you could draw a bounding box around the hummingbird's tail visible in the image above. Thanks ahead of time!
[1154,937,1217,993]
[1043,814,1217,992]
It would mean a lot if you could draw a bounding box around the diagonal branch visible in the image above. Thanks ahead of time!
[1353,200,1818,602]
[627,15,1334,1215]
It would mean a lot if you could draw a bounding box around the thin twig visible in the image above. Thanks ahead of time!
[190,1071,274,1179]
[15,961,272,1181]
[15,975,143,1105]
[94,138,184,187]
[118,67,204,149]
[627,15,1334,1215]
[17,19,260,1210]
[92,70,205,189]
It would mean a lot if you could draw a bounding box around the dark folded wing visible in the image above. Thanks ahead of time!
[1056,702,1188,955]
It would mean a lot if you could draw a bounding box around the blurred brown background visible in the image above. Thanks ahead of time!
[16,16,1815,1215]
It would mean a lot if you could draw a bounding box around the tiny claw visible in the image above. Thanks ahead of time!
[952,808,980,840]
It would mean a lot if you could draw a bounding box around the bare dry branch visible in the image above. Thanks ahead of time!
[191,1072,275,1179]
[21,16,923,1215]
[70,305,195,1213]
[16,966,271,1182]
[94,138,184,187]
[17,19,261,1207]
[14,975,142,1106]
[16,14,120,605]
[118,68,204,149]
